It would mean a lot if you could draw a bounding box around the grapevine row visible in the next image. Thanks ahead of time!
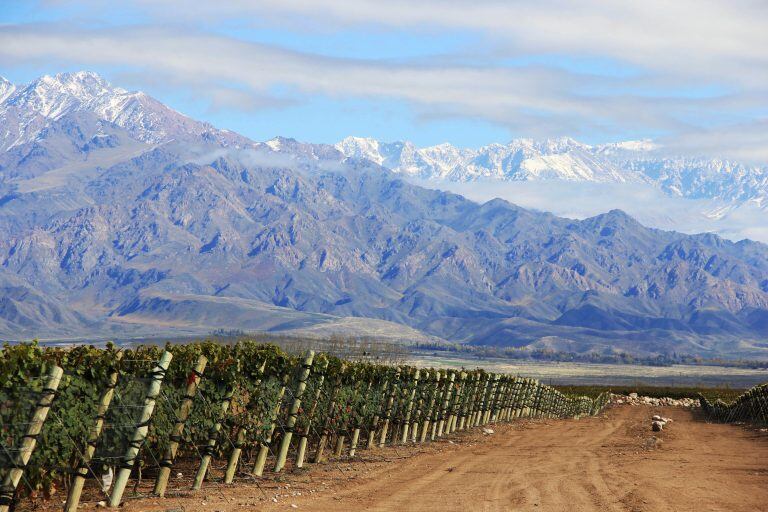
[699,383,768,425]
[0,341,609,510]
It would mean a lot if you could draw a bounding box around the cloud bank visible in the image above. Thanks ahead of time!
[0,0,764,161]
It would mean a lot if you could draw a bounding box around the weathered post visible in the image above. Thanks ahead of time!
[349,380,373,457]
[274,351,314,472]
[419,371,441,442]
[153,354,207,496]
[367,376,389,449]
[110,351,173,507]
[430,373,447,440]
[400,370,420,443]
[65,354,123,512]
[445,372,463,434]
[474,375,490,426]
[252,373,289,476]
[0,366,63,512]
[192,386,234,490]
[458,374,478,430]
[295,358,328,468]
[224,359,266,484]
[378,367,401,447]
[314,365,346,462]
[436,372,456,437]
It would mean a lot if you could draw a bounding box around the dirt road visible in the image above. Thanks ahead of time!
[114,406,768,512]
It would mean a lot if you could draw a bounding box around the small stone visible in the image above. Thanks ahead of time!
[652,421,664,432]
[96,501,107,508]
[291,505,298,509]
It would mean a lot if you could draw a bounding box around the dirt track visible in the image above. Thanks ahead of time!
[112,405,768,512]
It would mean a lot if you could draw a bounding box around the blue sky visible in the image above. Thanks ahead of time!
[1,0,767,156]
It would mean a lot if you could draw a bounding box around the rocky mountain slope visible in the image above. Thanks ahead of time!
[1,72,768,357]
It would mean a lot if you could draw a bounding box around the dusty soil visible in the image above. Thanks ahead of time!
[74,406,768,512]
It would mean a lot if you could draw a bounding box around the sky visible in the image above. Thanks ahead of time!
[1,0,767,158]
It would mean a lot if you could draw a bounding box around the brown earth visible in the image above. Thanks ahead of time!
[72,405,768,512]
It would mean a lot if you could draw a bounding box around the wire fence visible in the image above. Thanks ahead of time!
[1,341,610,511]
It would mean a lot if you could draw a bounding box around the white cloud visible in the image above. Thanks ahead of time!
[414,178,768,243]
[10,1,768,160]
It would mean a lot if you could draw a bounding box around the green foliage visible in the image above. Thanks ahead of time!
[1,340,614,499]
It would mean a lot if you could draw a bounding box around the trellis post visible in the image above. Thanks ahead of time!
[252,373,289,476]
[109,350,173,507]
[154,354,207,496]
[0,366,63,512]
[400,370,420,443]
[295,358,328,468]
[192,385,234,490]
[274,351,314,472]
[378,368,401,447]
[65,353,123,512]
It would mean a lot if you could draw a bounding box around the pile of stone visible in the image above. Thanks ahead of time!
[651,414,673,431]
[611,393,699,408]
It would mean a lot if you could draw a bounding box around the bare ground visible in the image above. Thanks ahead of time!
[74,405,768,512]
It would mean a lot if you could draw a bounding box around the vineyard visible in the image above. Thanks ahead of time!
[700,383,768,425]
[0,341,609,511]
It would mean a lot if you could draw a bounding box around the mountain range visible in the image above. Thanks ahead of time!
[1,71,768,358]
[335,137,768,245]
[335,136,768,209]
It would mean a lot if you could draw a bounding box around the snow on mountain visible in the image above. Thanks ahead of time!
[0,77,15,104]
[0,71,251,152]
[336,136,768,210]
[337,136,644,183]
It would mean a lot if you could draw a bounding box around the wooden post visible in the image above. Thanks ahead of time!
[436,372,456,437]
[224,359,266,484]
[153,355,207,496]
[192,386,234,490]
[458,374,478,431]
[419,371,441,442]
[252,373,288,476]
[65,354,123,512]
[314,366,345,462]
[274,351,314,472]
[295,358,328,468]
[349,380,372,457]
[430,374,448,440]
[410,373,427,442]
[367,377,389,449]
[448,373,466,433]
[0,366,63,512]
[378,368,401,447]
[110,351,173,507]
[474,375,490,427]
[400,370,420,443]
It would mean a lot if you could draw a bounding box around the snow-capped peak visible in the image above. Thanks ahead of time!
[335,136,384,163]
[335,136,639,183]
[596,139,659,154]
[0,70,252,152]
[0,76,17,104]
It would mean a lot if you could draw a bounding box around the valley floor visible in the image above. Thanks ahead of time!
[70,406,768,512]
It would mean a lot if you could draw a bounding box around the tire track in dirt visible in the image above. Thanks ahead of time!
[112,405,768,512]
